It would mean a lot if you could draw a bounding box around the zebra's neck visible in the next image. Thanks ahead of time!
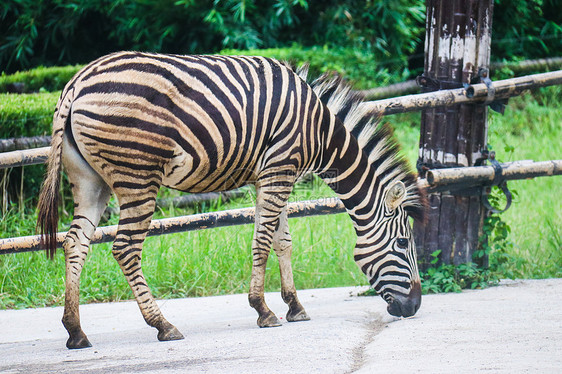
[316,120,384,234]
[316,118,420,290]
[305,69,424,227]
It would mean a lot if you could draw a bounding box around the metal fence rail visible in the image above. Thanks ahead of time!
[0,198,345,255]
[362,70,562,115]
[361,56,562,100]
[420,160,562,191]
[1,70,561,255]
[0,135,51,153]
[0,146,49,169]
[1,159,560,255]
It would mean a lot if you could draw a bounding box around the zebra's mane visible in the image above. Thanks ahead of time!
[296,65,427,221]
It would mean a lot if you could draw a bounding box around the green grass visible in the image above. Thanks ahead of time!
[0,85,560,310]
[0,183,361,309]
[486,86,562,279]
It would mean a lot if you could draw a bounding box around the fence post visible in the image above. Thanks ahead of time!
[414,0,494,269]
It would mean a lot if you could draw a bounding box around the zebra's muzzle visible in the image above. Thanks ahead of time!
[386,281,422,318]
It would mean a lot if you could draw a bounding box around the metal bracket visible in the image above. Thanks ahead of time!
[416,158,451,178]
[480,152,513,214]
[472,68,509,114]
[474,149,490,166]
[424,150,513,213]
[478,68,496,104]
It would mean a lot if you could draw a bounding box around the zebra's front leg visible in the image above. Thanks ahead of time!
[112,193,184,342]
[272,209,310,322]
[248,185,290,328]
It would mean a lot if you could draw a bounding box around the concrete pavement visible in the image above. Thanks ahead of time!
[0,279,561,373]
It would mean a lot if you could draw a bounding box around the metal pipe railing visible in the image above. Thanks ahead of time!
[0,146,50,169]
[418,160,562,192]
[0,198,346,255]
[361,57,562,100]
[2,158,560,254]
[361,70,562,115]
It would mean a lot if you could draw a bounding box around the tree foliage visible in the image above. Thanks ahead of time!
[1,0,560,74]
[1,0,427,73]
[492,0,562,61]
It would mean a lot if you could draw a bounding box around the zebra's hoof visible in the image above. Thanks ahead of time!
[157,325,185,341]
[66,332,92,349]
[286,308,310,322]
[257,313,282,328]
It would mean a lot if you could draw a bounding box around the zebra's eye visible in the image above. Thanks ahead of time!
[396,238,408,249]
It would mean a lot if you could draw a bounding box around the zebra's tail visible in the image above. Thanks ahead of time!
[37,88,74,259]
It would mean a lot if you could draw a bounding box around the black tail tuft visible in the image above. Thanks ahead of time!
[37,169,61,259]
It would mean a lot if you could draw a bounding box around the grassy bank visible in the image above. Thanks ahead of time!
[486,86,562,279]
[1,86,560,310]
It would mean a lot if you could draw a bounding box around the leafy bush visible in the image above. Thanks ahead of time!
[3,0,561,75]
[419,188,520,294]
[0,92,58,138]
[0,92,59,210]
[0,44,402,97]
[0,65,82,93]
[421,250,499,294]
[296,0,425,59]
[223,45,406,89]
[492,0,562,62]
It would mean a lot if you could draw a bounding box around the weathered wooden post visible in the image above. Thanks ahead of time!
[414,0,494,269]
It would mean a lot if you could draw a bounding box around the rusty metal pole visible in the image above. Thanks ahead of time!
[414,0,494,269]
[0,198,346,255]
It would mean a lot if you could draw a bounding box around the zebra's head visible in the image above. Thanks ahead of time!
[303,69,426,317]
[354,179,424,318]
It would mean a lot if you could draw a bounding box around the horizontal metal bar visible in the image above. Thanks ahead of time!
[0,198,346,255]
[362,70,562,115]
[0,135,51,153]
[0,147,50,169]
[2,159,560,254]
[360,57,562,100]
[490,56,562,74]
[361,80,419,100]
[418,160,562,192]
[465,70,562,100]
[102,187,251,216]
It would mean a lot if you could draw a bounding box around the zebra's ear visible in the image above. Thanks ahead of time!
[386,181,406,211]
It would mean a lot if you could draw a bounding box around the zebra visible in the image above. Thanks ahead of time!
[37,51,426,349]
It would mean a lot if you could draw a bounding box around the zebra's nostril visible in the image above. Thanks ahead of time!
[387,300,403,317]
[385,287,422,317]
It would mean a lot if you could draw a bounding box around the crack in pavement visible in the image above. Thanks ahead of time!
[348,312,387,373]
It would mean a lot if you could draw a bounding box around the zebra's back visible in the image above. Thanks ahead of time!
[65,51,323,193]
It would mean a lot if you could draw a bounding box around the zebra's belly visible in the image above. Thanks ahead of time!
[162,146,259,194]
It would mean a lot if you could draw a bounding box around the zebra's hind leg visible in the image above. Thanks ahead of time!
[272,209,310,322]
[248,184,292,328]
[61,137,112,349]
[112,190,184,342]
